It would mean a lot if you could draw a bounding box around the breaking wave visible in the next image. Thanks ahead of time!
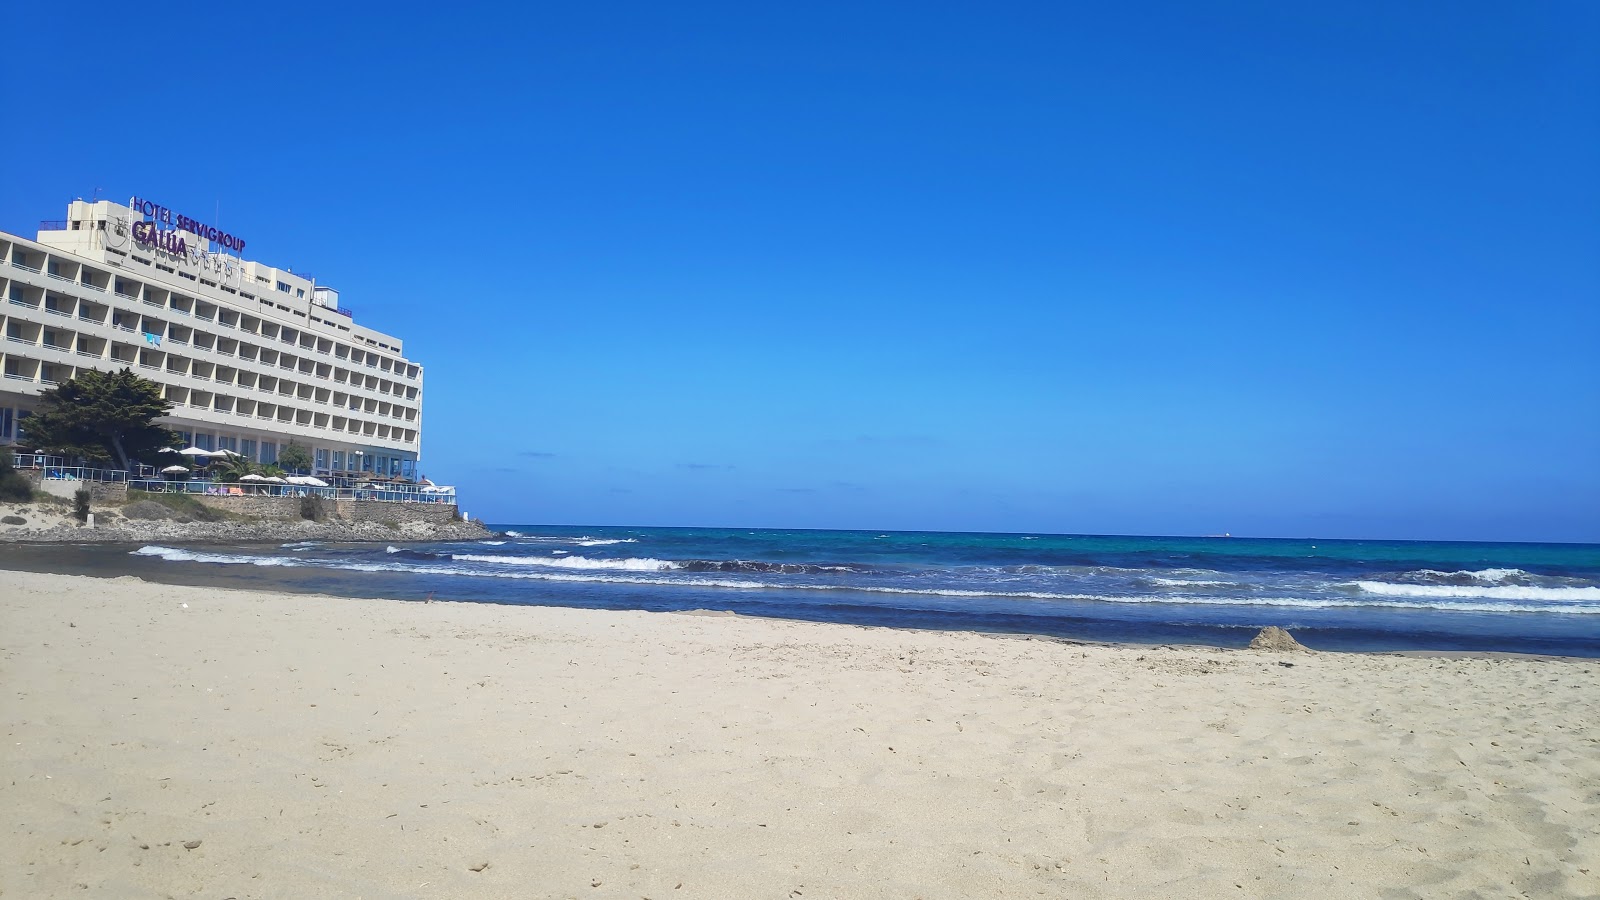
[1354,581,1600,602]
[450,553,679,572]
[127,545,1600,615]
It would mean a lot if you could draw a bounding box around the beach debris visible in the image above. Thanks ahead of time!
[469,861,489,872]
[1248,626,1309,652]
[183,840,202,850]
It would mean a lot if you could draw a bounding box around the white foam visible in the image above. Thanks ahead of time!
[1150,578,1232,588]
[127,545,1600,616]
[479,540,506,545]
[576,538,638,546]
[1355,581,1600,602]
[450,553,680,572]
[131,545,304,567]
[1401,568,1532,584]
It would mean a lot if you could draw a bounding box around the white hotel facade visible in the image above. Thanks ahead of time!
[1,197,424,480]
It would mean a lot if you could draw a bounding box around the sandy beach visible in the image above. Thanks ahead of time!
[2,570,1596,899]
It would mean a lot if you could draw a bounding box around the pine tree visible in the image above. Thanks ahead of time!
[278,441,313,474]
[21,368,180,470]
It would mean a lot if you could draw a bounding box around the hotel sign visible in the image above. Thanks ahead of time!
[129,195,246,254]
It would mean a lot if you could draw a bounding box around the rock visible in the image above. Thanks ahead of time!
[469,861,489,872]
[1,515,25,525]
[183,840,201,850]
[1249,626,1309,652]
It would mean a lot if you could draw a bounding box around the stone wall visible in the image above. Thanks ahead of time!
[20,472,129,504]
[163,493,458,525]
[331,499,459,525]
[183,494,306,521]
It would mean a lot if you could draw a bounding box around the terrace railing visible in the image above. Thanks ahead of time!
[10,455,453,502]
[128,479,456,503]
[9,455,128,483]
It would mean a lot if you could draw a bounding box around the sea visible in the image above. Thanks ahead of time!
[5,527,1599,657]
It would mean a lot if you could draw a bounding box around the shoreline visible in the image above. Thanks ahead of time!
[3,569,1596,897]
[1,538,1597,660]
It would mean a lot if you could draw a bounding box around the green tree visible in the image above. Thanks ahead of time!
[21,368,180,470]
[277,441,313,474]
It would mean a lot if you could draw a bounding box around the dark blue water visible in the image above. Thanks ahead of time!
[14,527,1600,656]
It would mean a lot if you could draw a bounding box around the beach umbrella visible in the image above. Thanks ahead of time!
[303,477,329,487]
[213,449,242,457]
[161,465,189,474]
[177,446,210,456]
[263,476,287,484]
[239,473,265,482]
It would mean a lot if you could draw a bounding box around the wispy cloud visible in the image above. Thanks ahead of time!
[818,435,943,449]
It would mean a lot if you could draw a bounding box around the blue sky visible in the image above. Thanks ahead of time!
[3,2,1597,542]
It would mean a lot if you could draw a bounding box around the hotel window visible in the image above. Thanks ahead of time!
[277,281,290,293]
[15,411,30,444]
[315,448,329,472]
[241,439,257,461]
[218,436,238,452]
[197,434,215,452]
[332,450,345,472]
[260,441,277,464]
[296,289,305,299]
[0,407,12,439]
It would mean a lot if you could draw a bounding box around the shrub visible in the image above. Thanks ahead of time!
[300,494,327,521]
[0,448,33,503]
[73,488,91,522]
[124,491,231,522]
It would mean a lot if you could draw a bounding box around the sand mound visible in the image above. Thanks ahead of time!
[121,500,180,520]
[1248,626,1309,652]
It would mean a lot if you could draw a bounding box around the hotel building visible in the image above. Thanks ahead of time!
[1,197,424,480]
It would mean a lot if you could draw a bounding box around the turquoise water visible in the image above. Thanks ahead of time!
[9,527,1598,655]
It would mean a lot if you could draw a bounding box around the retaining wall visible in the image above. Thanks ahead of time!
[19,472,129,504]
[174,494,458,524]
[330,499,459,525]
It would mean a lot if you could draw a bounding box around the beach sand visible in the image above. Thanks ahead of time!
[2,571,1596,898]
